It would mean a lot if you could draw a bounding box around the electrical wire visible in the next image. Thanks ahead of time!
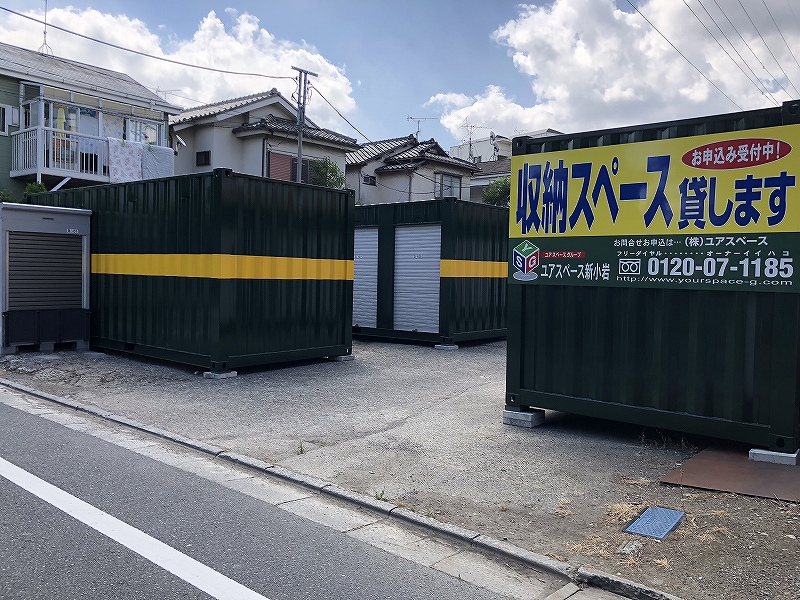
[786,0,800,30]
[711,0,790,98]
[683,0,779,105]
[624,0,743,111]
[0,7,296,81]
[695,0,780,105]
[309,83,372,143]
[733,0,799,96]
[760,0,800,76]
[683,0,780,106]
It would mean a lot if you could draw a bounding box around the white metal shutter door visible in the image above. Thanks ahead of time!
[353,227,378,328]
[393,224,441,333]
[7,232,84,310]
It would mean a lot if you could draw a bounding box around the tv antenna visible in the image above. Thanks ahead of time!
[407,116,437,140]
[461,119,491,162]
[38,0,53,55]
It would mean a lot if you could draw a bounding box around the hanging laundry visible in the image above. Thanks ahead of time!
[108,137,143,183]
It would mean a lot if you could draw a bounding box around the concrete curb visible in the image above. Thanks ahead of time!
[0,378,682,600]
[575,568,684,600]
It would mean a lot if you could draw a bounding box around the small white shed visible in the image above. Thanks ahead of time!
[0,203,91,354]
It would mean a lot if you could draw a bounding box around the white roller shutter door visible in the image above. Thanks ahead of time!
[393,224,441,333]
[353,227,378,328]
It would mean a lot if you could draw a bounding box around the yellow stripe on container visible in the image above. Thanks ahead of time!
[92,254,354,281]
[439,259,507,278]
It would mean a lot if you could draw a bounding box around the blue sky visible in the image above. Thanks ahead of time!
[1,1,799,150]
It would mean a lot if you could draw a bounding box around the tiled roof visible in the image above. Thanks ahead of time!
[374,160,426,174]
[233,114,359,148]
[386,138,480,173]
[473,157,511,178]
[348,136,480,173]
[346,135,417,166]
[0,42,177,112]
[170,90,283,125]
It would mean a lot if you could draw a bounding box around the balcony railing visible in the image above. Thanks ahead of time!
[11,127,110,183]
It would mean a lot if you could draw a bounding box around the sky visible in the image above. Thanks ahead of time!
[1,1,799,152]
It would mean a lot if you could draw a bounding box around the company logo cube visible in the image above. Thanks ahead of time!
[513,240,539,274]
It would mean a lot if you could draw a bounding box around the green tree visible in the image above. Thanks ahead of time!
[482,175,510,207]
[310,157,347,189]
[24,182,48,195]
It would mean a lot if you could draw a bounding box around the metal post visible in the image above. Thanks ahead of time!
[292,66,318,183]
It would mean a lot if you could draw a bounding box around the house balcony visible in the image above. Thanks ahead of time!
[11,127,111,187]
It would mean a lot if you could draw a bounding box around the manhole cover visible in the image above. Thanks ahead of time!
[624,506,685,539]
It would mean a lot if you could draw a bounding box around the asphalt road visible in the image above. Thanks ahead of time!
[0,401,528,600]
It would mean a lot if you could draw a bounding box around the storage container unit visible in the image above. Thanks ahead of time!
[0,203,91,354]
[507,100,800,453]
[353,198,508,344]
[27,169,354,370]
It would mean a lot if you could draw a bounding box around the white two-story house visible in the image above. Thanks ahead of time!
[169,90,360,182]
[0,42,180,196]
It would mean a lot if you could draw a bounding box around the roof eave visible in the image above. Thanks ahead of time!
[10,69,180,114]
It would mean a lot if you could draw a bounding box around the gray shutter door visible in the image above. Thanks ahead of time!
[7,232,84,310]
[393,224,441,333]
[353,227,378,328]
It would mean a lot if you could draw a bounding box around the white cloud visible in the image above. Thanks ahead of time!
[429,0,800,138]
[0,7,356,130]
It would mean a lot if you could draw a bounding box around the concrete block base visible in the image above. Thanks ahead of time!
[503,408,545,428]
[330,354,354,362]
[749,448,799,466]
[203,370,238,380]
[434,343,459,351]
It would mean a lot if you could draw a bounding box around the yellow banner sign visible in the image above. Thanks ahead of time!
[510,124,800,238]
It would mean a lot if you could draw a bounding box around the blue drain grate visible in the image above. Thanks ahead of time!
[624,506,685,539]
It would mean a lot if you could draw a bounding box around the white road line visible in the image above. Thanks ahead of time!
[0,456,270,600]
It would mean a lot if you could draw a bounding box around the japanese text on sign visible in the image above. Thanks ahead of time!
[511,126,800,238]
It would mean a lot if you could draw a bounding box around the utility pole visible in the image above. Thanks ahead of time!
[292,66,318,183]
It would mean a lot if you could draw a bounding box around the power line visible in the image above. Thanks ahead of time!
[785,0,800,30]
[711,0,788,98]
[625,0,743,110]
[309,83,372,143]
[683,0,779,105]
[760,0,800,77]
[2,5,370,137]
[696,0,780,105]
[733,0,800,96]
[0,7,296,81]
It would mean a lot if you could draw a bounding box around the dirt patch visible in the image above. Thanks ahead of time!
[0,342,797,600]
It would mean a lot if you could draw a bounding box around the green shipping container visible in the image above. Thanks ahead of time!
[507,101,800,453]
[27,169,354,370]
[353,198,508,345]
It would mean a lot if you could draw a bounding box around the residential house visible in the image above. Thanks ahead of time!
[459,129,563,204]
[346,135,480,205]
[0,42,179,196]
[469,157,511,204]
[170,90,360,182]
[450,133,512,164]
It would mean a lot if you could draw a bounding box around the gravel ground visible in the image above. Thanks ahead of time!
[0,339,797,600]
